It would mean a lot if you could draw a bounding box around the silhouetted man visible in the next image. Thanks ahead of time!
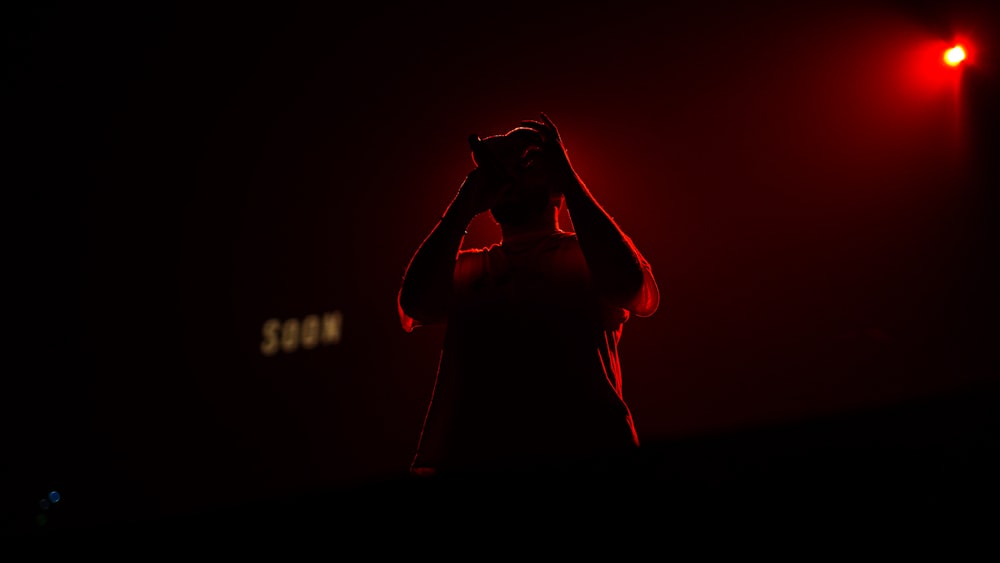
[398,113,659,478]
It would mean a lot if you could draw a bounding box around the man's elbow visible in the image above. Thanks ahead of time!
[398,291,445,327]
[630,285,660,317]
[606,266,646,304]
[614,266,660,317]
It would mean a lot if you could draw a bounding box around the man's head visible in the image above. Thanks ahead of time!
[470,127,564,226]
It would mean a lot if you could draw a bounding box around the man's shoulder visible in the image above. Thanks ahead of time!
[555,230,579,244]
[455,244,500,274]
[459,243,501,258]
[551,231,582,253]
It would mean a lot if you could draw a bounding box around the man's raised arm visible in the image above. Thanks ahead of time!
[397,167,503,329]
[522,113,660,315]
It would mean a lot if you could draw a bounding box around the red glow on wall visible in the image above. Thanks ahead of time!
[944,45,966,66]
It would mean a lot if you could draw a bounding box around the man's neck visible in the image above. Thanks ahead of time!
[499,212,561,242]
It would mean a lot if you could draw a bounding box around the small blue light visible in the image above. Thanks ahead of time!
[48,490,61,503]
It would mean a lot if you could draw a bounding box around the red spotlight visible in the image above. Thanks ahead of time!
[944,45,966,66]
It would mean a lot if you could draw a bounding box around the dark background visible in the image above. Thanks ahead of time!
[4,0,998,541]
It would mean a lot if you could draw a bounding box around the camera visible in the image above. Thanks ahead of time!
[468,128,545,181]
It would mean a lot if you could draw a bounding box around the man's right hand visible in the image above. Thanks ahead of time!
[448,166,511,221]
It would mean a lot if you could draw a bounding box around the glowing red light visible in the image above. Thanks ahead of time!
[944,45,966,66]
